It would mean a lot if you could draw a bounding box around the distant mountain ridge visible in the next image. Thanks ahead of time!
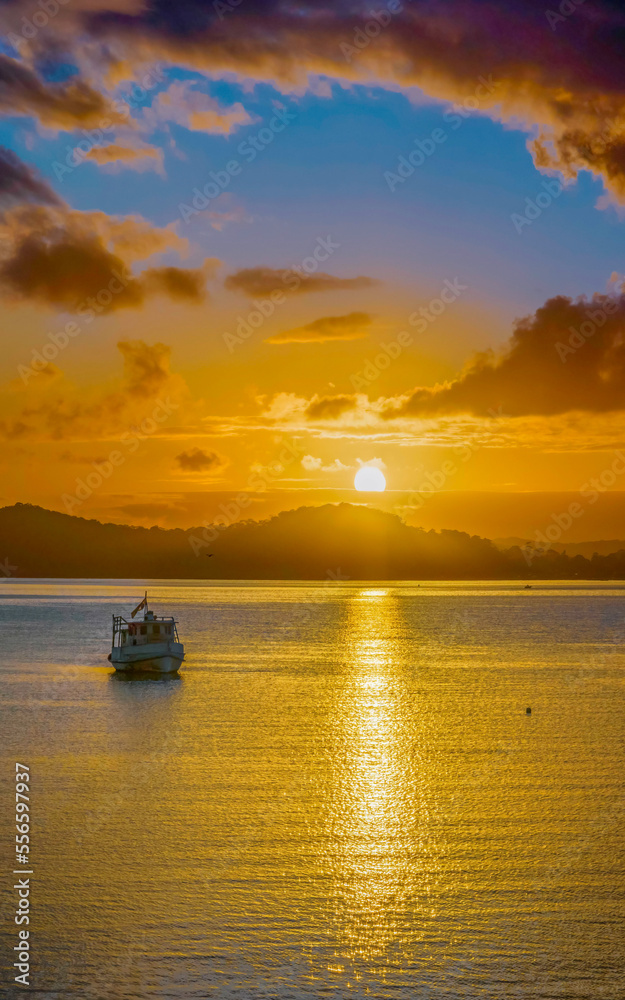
[494,537,625,558]
[1,502,625,580]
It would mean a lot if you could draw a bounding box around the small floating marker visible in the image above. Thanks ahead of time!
[526,707,532,715]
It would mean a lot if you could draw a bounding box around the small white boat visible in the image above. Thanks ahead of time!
[109,592,185,674]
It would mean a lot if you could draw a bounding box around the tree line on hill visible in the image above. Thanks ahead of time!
[1,502,625,580]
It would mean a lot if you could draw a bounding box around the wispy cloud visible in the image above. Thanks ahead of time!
[85,142,165,175]
[225,267,377,297]
[267,311,372,344]
[147,80,254,134]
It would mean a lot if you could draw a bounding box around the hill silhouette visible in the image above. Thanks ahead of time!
[1,502,625,580]
[494,536,625,558]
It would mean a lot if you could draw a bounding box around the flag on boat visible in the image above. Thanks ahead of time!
[131,594,147,618]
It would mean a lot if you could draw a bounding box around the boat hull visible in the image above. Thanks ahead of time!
[110,641,184,674]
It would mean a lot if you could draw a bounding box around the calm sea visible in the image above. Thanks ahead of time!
[0,581,624,999]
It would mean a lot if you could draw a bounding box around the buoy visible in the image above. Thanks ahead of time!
[526,707,532,715]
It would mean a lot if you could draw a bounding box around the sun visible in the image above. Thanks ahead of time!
[354,466,387,492]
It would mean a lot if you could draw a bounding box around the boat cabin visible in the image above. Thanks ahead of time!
[112,609,180,648]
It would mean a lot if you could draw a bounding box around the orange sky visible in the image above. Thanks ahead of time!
[2,0,625,542]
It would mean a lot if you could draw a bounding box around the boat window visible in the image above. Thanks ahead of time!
[140,625,147,635]
[153,624,160,635]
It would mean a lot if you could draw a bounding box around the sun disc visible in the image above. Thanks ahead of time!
[354,466,386,492]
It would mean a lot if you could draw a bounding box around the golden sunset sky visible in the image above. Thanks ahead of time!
[2,0,625,541]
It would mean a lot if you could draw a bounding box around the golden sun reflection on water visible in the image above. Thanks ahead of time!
[324,588,444,969]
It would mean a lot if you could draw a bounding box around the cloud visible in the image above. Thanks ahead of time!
[357,456,386,471]
[117,340,174,399]
[0,215,143,311]
[91,212,189,261]
[271,290,625,422]
[0,147,61,210]
[140,265,209,303]
[175,447,226,472]
[0,53,124,130]
[0,198,216,312]
[305,394,360,420]
[1,339,186,441]
[34,0,625,203]
[203,196,251,231]
[29,0,625,209]
[85,142,165,174]
[266,311,372,344]
[302,454,352,472]
[59,450,109,464]
[386,292,625,418]
[8,360,62,392]
[225,267,377,297]
[147,80,253,133]
[0,418,31,440]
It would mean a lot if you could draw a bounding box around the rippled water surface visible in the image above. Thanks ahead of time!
[1,580,624,999]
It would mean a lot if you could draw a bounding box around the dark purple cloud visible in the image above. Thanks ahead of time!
[3,0,625,196]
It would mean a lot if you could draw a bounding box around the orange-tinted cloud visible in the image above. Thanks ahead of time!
[2,339,186,441]
[147,80,253,133]
[388,293,625,418]
[0,147,61,209]
[91,212,188,261]
[0,199,215,312]
[305,394,360,420]
[301,454,351,473]
[140,265,209,303]
[59,450,109,464]
[0,221,143,310]
[175,447,226,472]
[117,340,174,399]
[267,311,372,344]
[41,0,625,202]
[85,142,164,173]
[225,267,376,297]
[0,53,124,130]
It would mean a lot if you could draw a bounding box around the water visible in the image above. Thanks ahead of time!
[0,580,624,999]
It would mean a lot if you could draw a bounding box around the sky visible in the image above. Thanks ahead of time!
[1,0,625,542]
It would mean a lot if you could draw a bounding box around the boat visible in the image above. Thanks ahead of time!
[108,592,185,674]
